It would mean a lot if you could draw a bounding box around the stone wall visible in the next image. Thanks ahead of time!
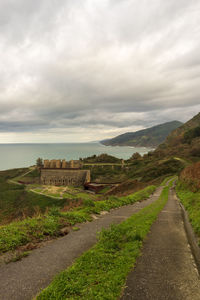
[40,169,90,186]
[43,159,82,169]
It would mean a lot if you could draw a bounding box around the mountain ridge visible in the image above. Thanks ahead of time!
[157,112,200,157]
[101,120,183,147]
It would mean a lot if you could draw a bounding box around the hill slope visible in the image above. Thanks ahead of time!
[157,112,200,158]
[101,121,183,147]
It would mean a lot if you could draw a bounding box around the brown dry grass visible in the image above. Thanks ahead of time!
[180,161,200,190]
[62,199,83,212]
[105,179,146,197]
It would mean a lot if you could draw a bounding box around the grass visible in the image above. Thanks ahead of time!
[86,155,184,184]
[30,185,97,201]
[176,180,200,243]
[161,175,176,186]
[0,169,67,224]
[62,193,76,199]
[72,227,80,231]
[0,215,61,253]
[0,169,97,224]
[7,251,30,263]
[34,188,44,193]
[24,169,40,178]
[37,185,169,300]
[99,186,111,194]
[0,185,156,254]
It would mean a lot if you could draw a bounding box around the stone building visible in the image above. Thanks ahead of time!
[40,159,89,187]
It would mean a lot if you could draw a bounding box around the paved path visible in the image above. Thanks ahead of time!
[121,187,200,300]
[0,187,163,300]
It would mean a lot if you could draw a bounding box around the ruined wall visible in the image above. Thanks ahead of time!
[43,159,82,169]
[40,169,90,186]
[44,160,50,168]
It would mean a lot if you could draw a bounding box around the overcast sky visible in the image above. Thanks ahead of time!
[0,0,200,143]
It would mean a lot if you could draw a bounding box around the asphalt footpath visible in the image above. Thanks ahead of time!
[0,187,163,300]
[121,186,200,300]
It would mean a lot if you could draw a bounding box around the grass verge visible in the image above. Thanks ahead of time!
[0,185,156,254]
[176,181,200,244]
[161,175,176,186]
[6,251,30,263]
[36,185,169,300]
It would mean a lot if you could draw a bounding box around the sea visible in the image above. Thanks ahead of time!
[0,143,153,171]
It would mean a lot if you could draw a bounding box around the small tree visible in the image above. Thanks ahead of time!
[36,157,43,168]
[131,152,142,160]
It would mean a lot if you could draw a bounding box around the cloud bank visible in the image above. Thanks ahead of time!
[0,0,200,142]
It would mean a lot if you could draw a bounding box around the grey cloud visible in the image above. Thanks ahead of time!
[0,0,73,45]
[0,0,200,141]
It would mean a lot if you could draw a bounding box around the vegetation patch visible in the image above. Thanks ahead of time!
[183,126,200,144]
[0,169,68,224]
[0,168,99,224]
[82,153,122,164]
[84,156,183,184]
[6,251,30,264]
[176,180,200,244]
[161,175,177,186]
[25,169,40,178]
[0,185,156,254]
[72,227,80,231]
[37,186,169,300]
[180,162,200,191]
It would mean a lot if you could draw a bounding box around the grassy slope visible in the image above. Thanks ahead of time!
[101,121,182,147]
[176,181,200,244]
[37,185,170,300]
[0,185,156,254]
[0,168,97,224]
[157,112,200,159]
[86,156,184,183]
[0,169,66,224]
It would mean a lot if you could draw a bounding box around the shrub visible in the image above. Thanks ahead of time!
[183,126,200,144]
[83,199,95,207]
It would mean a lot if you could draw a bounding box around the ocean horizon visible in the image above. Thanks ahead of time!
[0,143,153,171]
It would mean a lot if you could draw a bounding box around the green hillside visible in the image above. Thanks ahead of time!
[157,112,200,158]
[101,121,182,147]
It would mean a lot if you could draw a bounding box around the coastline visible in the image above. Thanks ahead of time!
[0,143,153,171]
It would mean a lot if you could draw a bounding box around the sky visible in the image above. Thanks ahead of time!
[0,0,200,143]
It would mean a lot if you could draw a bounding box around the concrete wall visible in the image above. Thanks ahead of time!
[40,169,90,186]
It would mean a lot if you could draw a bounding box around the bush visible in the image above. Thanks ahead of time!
[49,207,62,217]
[183,126,200,144]
[190,146,200,157]
[83,199,95,207]
[83,153,121,163]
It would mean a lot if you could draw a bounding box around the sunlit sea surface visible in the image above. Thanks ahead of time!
[0,143,153,171]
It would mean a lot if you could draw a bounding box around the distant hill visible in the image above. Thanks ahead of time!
[157,112,200,157]
[101,121,183,147]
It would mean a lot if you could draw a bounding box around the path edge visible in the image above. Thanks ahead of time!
[178,199,200,275]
